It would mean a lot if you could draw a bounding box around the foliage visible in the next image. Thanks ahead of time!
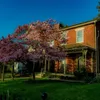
[84,76,94,83]
[15,19,61,42]
[14,19,68,61]
[87,75,100,83]
[0,36,28,63]
[94,76,100,83]
[59,23,68,28]
[0,19,68,81]
[74,67,87,80]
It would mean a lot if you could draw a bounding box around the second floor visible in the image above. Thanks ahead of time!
[60,19,100,49]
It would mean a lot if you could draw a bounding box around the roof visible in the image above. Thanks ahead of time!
[61,19,98,31]
[61,44,95,53]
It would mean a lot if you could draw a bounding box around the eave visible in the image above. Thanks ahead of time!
[61,19,97,31]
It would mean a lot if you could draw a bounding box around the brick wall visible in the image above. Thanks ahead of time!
[66,24,95,48]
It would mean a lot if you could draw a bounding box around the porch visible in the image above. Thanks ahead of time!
[55,44,96,74]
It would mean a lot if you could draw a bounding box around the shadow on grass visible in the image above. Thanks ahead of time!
[24,79,85,85]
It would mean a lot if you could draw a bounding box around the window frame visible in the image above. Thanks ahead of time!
[76,28,84,43]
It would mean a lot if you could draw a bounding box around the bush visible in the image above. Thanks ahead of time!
[84,76,93,83]
[48,74,61,79]
[88,76,100,83]
[95,76,100,83]
[60,76,67,80]
[87,73,96,78]
[74,67,87,80]
[42,72,51,78]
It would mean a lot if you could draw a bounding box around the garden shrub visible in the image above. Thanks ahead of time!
[48,74,61,79]
[95,76,100,83]
[42,72,51,78]
[74,67,96,83]
[88,76,100,83]
[84,76,94,83]
[74,67,87,80]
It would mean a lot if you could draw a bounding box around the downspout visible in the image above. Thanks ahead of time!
[97,30,99,74]
[94,20,98,77]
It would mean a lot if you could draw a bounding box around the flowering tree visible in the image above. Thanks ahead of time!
[0,35,28,81]
[14,19,68,79]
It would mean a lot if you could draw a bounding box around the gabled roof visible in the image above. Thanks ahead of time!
[61,19,98,31]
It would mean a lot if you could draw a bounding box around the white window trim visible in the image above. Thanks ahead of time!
[75,27,84,31]
[75,27,84,43]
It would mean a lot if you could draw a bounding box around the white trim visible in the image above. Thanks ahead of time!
[75,27,84,31]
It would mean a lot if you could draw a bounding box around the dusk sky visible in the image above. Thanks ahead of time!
[0,0,98,38]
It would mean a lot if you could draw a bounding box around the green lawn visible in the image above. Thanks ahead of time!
[0,79,100,100]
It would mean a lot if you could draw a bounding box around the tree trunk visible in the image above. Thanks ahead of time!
[32,62,35,80]
[64,63,66,75]
[48,60,50,72]
[2,64,5,81]
[11,64,14,80]
[44,58,46,73]
[78,58,79,70]
[0,66,2,79]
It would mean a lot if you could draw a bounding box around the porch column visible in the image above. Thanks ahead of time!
[47,60,50,72]
[62,59,66,75]
[83,50,87,67]
[91,52,94,73]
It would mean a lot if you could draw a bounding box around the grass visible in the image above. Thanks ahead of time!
[0,78,100,100]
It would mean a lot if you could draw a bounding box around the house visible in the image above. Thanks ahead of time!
[55,19,100,75]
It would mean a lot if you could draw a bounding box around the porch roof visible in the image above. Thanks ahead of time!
[62,44,95,54]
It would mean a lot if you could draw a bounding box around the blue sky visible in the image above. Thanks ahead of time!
[0,0,98,38]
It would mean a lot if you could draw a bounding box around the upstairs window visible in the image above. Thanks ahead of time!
[76,28,84,43]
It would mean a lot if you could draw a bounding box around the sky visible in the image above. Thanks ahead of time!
[0,0,98,38]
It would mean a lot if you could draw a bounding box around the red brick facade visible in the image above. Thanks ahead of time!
[55,21,96,74]
[66,24,95,48]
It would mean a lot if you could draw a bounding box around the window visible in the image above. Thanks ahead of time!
[76,28,84,43]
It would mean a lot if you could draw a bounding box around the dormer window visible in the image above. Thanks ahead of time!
[76,28,84,43]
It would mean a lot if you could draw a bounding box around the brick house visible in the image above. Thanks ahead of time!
[55,19,100,75]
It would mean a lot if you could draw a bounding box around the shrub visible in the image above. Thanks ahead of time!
[42,72,51,78]
[88,76,100,83]
[60,76,67,80]
[84,76,93,83]
[74,67,87,80]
